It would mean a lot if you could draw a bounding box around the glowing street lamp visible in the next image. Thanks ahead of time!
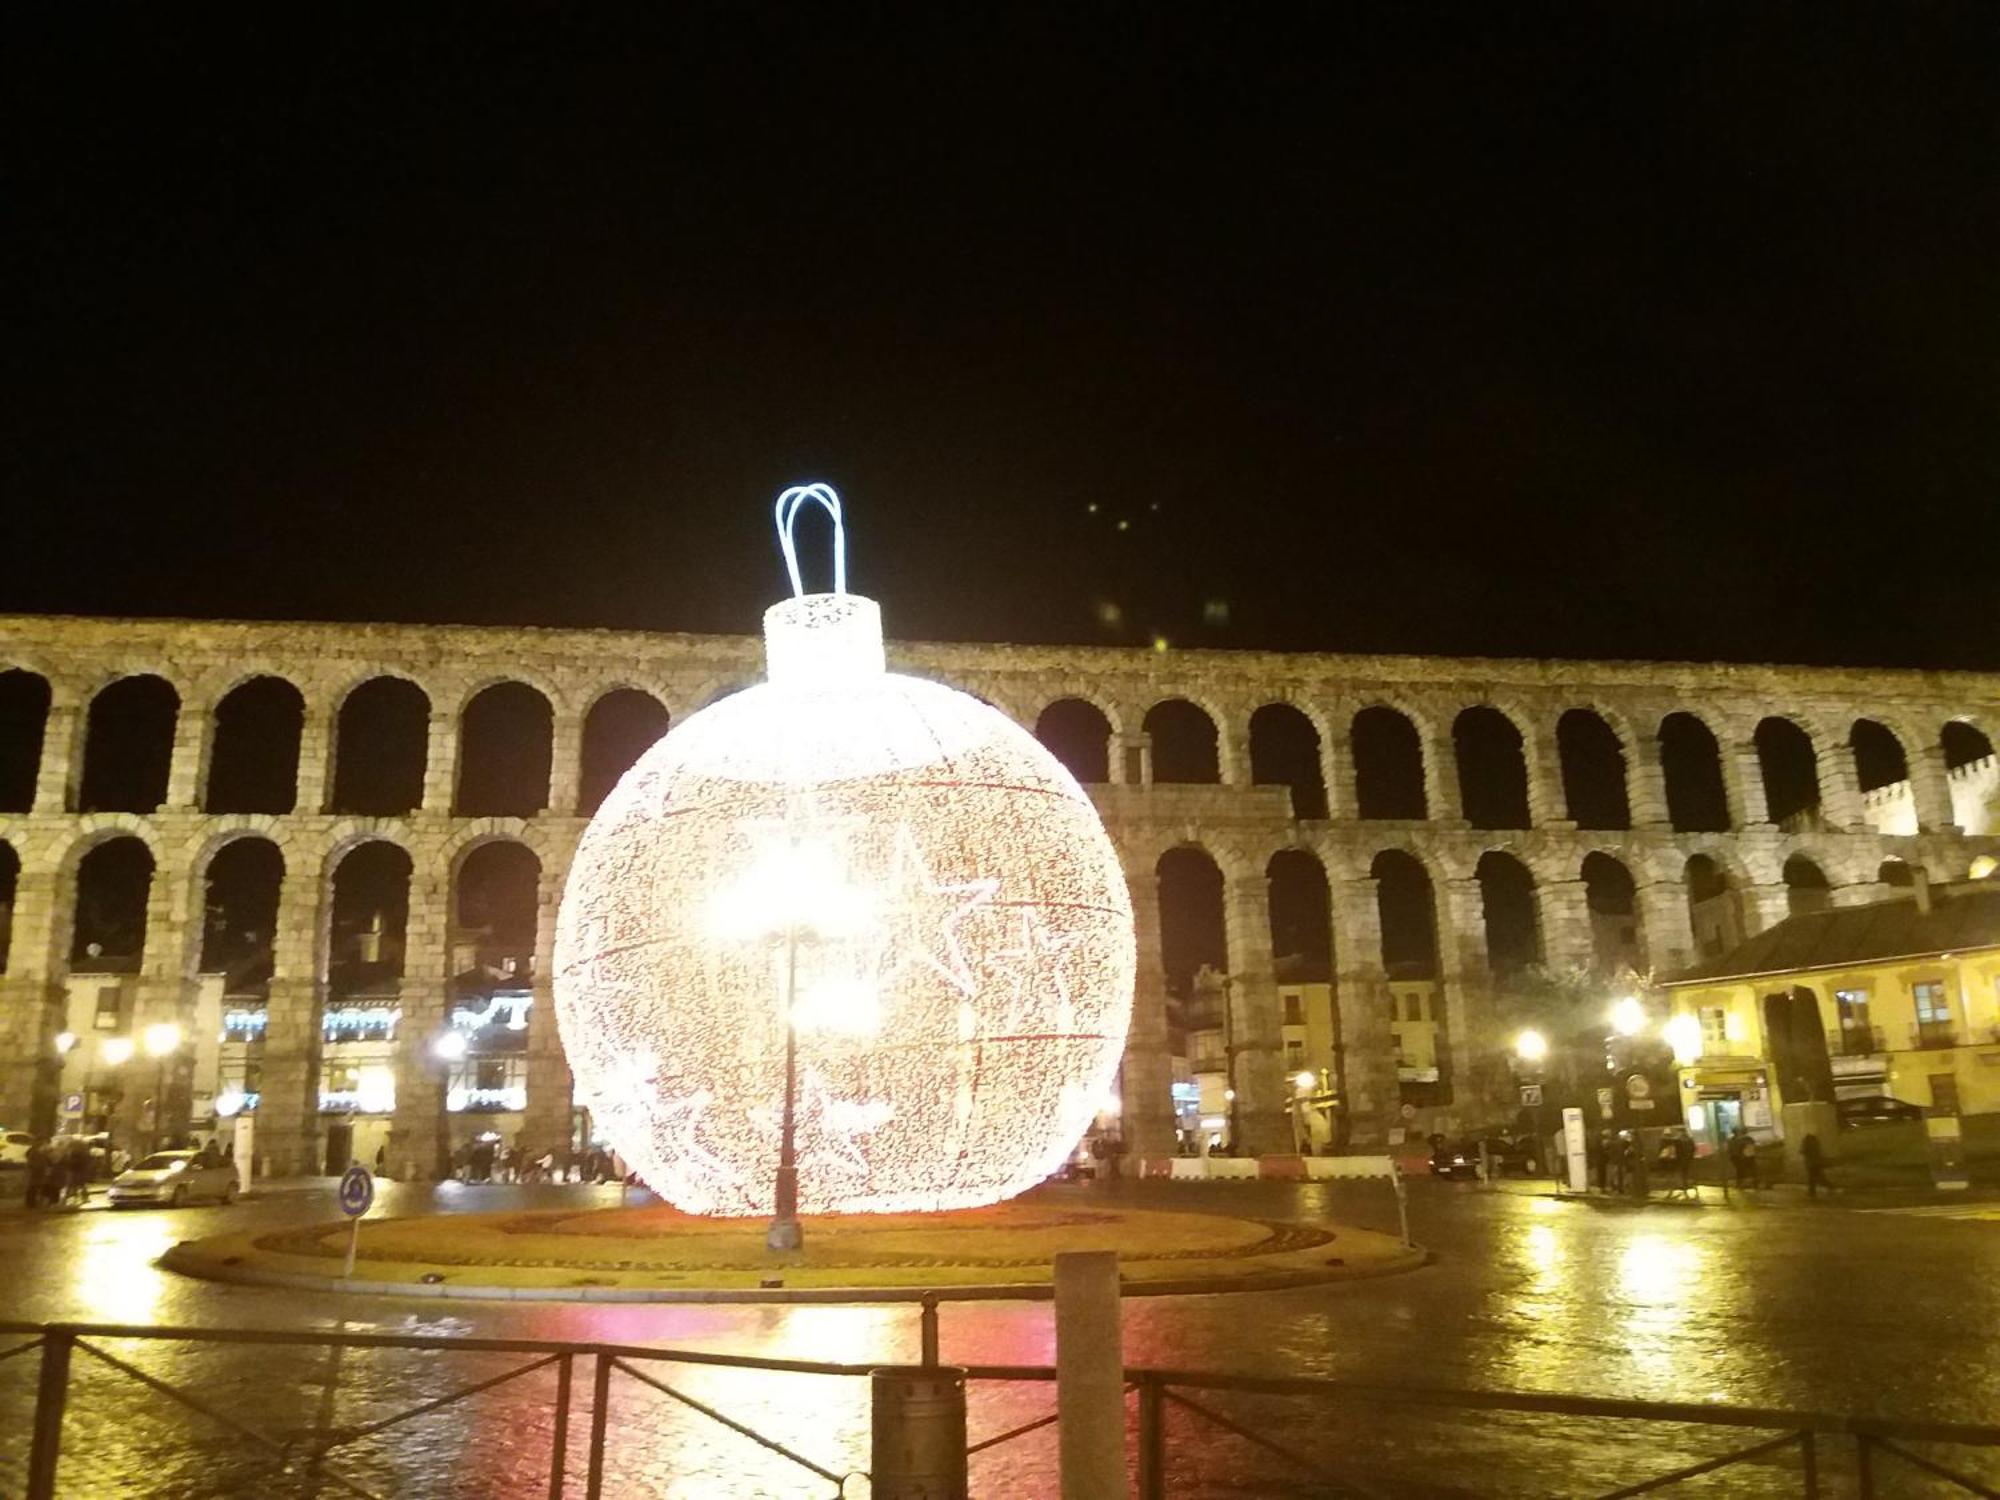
[432,1030,470,1063]
[1294,1070,1317,1094]
[709,826,879,1253]
[1514,1029,1549,1066]
[1664,1013,1703,1068]
[54,1031,78,1057]
[100,1036,135,1067]
[1608,996,1646,1037]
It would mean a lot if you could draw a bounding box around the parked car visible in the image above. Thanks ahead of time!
[1836,1094,1926,1128]
[1475,1130,1545,1176]
[1429,1138,1480,1180]
[107,1150,237,1208]
[0,1130,33,1168]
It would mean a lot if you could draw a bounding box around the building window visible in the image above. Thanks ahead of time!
[1833,989,1874,1053]
[1405,993,1423,1022]
[93,985,122,1031]
[1283,994,1303,1026]
[1913,981,1955,1047]
[1285,1041,1305,1070]
[1699,1006,1729,1049]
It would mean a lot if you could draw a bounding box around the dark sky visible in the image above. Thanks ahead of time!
[7,7,1998,668]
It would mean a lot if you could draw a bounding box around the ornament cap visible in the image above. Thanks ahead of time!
[763,592,886,685]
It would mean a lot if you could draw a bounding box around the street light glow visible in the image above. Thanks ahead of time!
[142,1023,181,1059]
[100,1036,135,1066]
[1609,997,1646,1036]
[1294,1070,1317,1091]
[432,1030,469,1062]
[1665,1013,1703,1066]
[54,1031,78,1056]
[1515,1029,1549,1064]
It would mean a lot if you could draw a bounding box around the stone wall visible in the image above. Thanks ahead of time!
[3,611,1998,1169]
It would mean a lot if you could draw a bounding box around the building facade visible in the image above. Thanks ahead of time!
[1,612,1997,1177]
[1663,878,2000,1150]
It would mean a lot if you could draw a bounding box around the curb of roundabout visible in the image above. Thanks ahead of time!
[158,1201,1431,1304]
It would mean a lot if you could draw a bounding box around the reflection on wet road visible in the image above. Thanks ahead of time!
[1,1176,1995,1495]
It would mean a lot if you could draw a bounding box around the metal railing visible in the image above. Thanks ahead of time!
[4,1312,1997,1498]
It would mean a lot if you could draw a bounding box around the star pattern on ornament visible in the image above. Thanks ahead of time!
[870,823,998,998]
[985,907,1086,1037]
[747,1072,897,1182]
[645,1089,740,1193]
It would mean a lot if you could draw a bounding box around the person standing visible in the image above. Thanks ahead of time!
[1727,1126,1757,1191]
[24,1139,50,1209]
[1670,1128,1696,1199]
[1802,1132,1831,1198]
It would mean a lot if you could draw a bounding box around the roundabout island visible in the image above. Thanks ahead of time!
[161,1197,1424,1301]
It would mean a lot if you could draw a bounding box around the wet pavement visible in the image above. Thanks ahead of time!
[0,1173,1996,1496]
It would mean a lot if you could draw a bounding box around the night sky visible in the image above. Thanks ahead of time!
[8,8,1998,668]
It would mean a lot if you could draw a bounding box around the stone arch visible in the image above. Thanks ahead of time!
[1658,711,1731,832]
[450,669,566,719]
[1370,848,1439,977]
[1878,856,1918,888]
[196,836,285,977]
[1848,719,1910,792]
[579,688,672,815]
[0,839,18,972]
[1557,708,1630,829]
[1580,851,1639,973]
[1782,853,1832,917]
[452,838,543,979]
[1144,699,1221,784]
[1266,846,1333,982]
[1035,697,1115,786]
[1684,852,1745,961]
[326,839,415,989]
[1474,849,1541,976]
[71,834,156,966]
[1754,716,1822,826]
[0,668,51,812]
[456,681,554,818]
[1942,719,1995,770]
[1250,703,1327,819]
[1351,705,1427,820]
[206,675,305,814]
[79,673,179,813]
[1453,705,1529,830]
[330,676,430,817]
[1156,844,1228,1001]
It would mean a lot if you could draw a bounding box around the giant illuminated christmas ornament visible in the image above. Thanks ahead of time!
[553,484,1135,1228]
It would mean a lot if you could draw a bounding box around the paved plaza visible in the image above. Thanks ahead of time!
[1,1174,1997,1496]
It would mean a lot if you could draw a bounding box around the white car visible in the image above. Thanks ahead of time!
[0,1130,32,1168]
[107,1150,238,1208]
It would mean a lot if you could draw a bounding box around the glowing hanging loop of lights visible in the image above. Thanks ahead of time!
[554,483,1136,1217]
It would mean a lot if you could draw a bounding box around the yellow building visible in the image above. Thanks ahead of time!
[1661,876,2000,1153]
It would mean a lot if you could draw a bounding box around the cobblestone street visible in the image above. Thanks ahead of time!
[2,1175,1997,1496]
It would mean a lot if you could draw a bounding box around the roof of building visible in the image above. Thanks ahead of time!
[1664,884,2000,986]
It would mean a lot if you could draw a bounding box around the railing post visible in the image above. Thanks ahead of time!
[548,1352,572,1500]
[1056,1250,1125,1500]
[1799,1430,1818,1497]
[1854,1433,1874,1500]
[920,1293,940,1369]
[27,1328,72,1500]
[1136,1377,1166,1500]
[585,1352,612,1500]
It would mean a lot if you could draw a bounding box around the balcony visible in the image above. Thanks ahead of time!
[1911,1021,1959,1050]
[1827,1024,1885,1057]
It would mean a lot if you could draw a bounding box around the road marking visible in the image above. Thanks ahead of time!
[1855,1203,2000,1221]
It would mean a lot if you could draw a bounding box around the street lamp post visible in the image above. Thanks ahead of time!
[142,1022,182,1154]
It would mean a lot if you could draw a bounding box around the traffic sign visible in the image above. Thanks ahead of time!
[61,1092,84,1117]
[339,1164,374,1218]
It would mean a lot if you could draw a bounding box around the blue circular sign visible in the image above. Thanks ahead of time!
[339,1164,374,1218]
